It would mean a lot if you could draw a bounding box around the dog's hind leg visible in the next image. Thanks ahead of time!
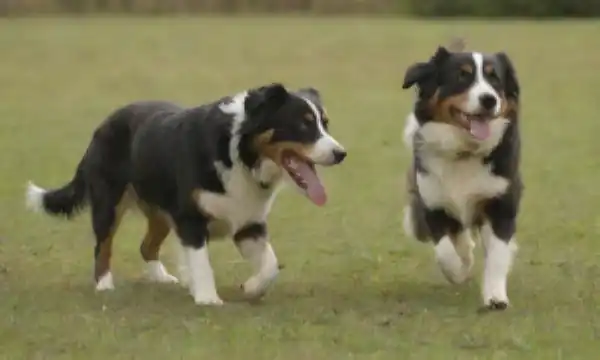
[139,208,178,284]
[90,180,129,291]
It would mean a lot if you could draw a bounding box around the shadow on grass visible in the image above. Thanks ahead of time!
[7,273,484,325]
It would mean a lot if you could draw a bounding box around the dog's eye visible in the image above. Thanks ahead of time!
[300,114,315,131]
[299,119,312,131]
[458,69,471,81]
[321,117,329,129]
[488,70,501,84]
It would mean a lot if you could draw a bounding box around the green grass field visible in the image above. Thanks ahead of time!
[1,17,599,359]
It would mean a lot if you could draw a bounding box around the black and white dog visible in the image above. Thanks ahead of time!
[25,83,346,306]
[401,46,522,310]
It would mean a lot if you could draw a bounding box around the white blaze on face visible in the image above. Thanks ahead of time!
[301,97,345,166]
[466,53,502,117]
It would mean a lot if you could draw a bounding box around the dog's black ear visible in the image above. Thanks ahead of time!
[297,87,322,105]
[402,46,451,90]
[240,83,289,136]
[496,52,520,100]
[244,83,289,115]
[431,46,451,64]
[402,62,434,89]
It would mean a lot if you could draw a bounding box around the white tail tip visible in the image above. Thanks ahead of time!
[25,181,46,212]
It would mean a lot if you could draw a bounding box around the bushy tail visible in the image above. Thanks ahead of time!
[26,161,87,218]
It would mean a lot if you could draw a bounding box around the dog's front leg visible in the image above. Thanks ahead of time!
[480,220,517,310]
[480,192,519,310]
[422,208,473,284]
[234,222,280,299]
[174,212,223,306]
[435,230,475,284]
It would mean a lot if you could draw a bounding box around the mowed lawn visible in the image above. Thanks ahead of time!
[0,16,599,359]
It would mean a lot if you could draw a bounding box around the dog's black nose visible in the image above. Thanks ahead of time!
[332,149,347,164]
[479,93,497,110]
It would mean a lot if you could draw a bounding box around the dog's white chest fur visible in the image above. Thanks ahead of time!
[417,156,508,224]
[410,116,511,225]
[195,161,282,237]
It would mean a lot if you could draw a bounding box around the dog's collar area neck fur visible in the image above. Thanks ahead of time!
[429,146,491,161]
[217,131,276,191]
[413,125,495,161]
[248,157,284,192]
[234,131,286,190]
[455,150,478,160]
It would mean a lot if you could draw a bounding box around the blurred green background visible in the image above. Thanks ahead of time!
[1,0,599,17]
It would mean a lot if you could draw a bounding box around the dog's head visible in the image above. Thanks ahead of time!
[236,83,346,206]
[402,46,520,141]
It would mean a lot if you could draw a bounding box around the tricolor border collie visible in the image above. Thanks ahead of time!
[401,46,522,310]
[25,83,346,306]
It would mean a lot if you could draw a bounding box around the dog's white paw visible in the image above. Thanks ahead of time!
[192,293,224,306]
[241,276,272,299]
[482,260,511,311]
[95,272,115,291]
[145,261,179,284]
[483,293,510,310]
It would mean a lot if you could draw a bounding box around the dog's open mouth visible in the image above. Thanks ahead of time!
[281,150,327,206]
[451,107,494,141]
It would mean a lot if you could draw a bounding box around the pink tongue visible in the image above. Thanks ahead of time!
[295,161,327,206]
[470,120,491,140]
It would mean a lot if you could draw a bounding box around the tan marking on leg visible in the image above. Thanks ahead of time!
[95,237,113,282]
[94,193,130,281]
[140,209,171,262]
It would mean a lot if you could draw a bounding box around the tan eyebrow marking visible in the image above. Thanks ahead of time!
[484,63,495,74]
[460,64,474,73]
[304,113,315,122]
